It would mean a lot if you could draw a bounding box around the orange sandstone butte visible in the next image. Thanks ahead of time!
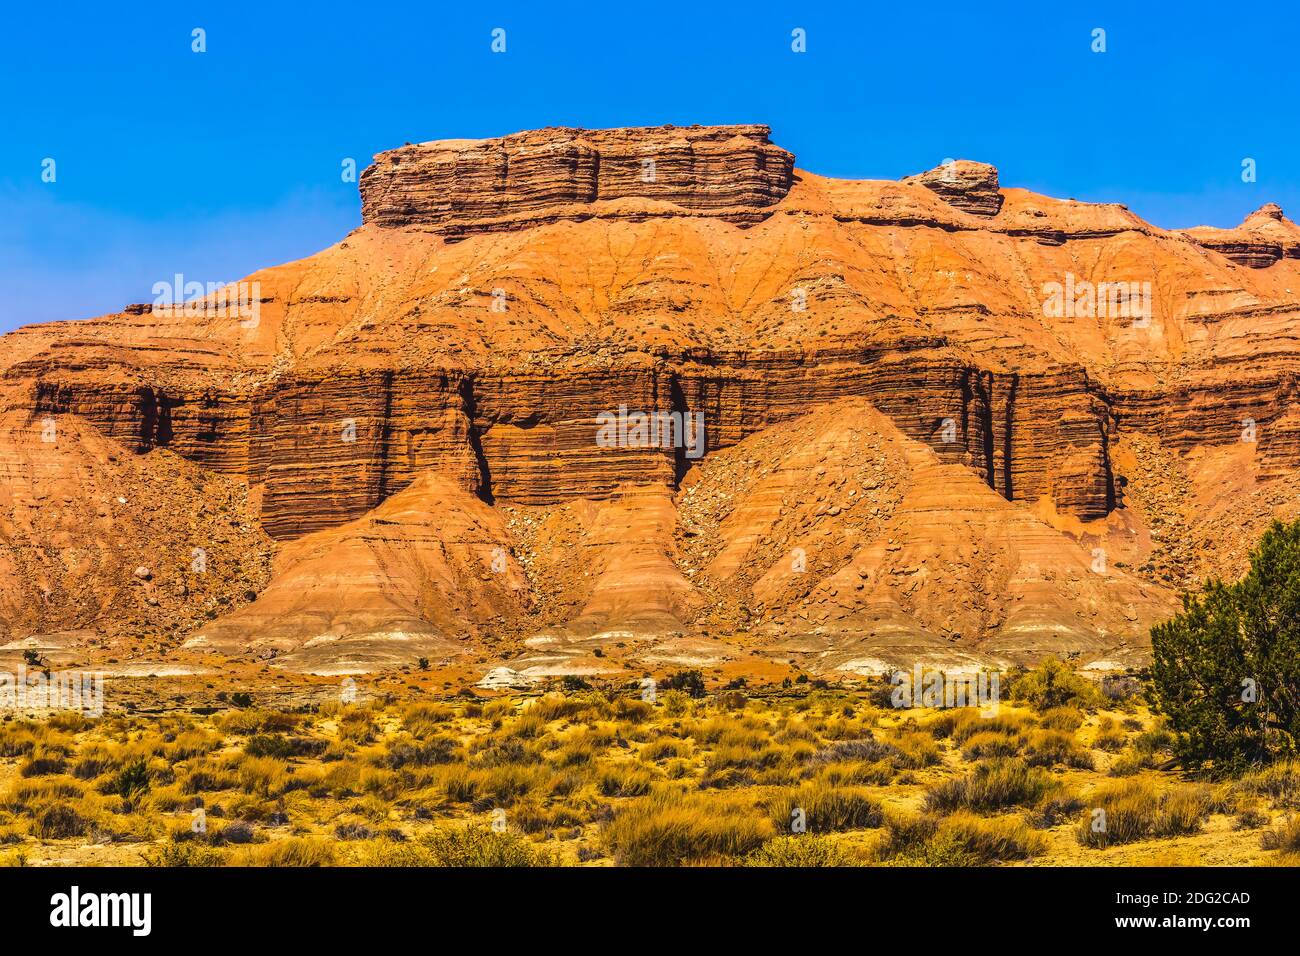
[4,124,1300,678]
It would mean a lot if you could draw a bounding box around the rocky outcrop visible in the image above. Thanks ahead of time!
[359,124,795,236]
[1181,203,1300,268]
[902,160,1004,217]
[6,123,1300,672]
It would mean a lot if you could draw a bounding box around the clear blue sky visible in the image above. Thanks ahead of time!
[2,0,1297,333]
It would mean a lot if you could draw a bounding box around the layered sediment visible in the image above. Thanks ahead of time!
[5,124,1300,673]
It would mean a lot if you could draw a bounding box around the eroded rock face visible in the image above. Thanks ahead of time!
[1180,203,1300,268]
[903,160,1004,217]
[6,123,1300,671]
[359,124,795,236]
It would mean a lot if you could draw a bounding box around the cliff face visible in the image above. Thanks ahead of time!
[5,123,1300,675]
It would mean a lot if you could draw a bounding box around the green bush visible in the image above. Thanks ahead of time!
[1008,659,1102,712]
[1148,519,1300,773]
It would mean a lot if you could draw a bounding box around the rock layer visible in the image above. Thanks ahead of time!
[5,123,1300,672]
[359,124,795,236]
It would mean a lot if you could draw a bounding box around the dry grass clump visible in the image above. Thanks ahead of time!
[350,825,552,866]
[927,708,1033,744]
[744,835,860,867]
[925,758,1057,814]
[814,760,895,787]
[1039,708,1085,732]
[1075,779,1213,848]
[215,709,302,736]
[1259,816,1300,853]
[1021,729,1095,770]
[960,731,1021,760]
[766,781,884,834]
[639,738,691,762]
[1233,761,1300,809]
[231,837,338,867]
[1024,793,1086,829]
[601,790,772,866]
[595,765,654,798]
[399,702,455,738]
[1091,716,1128,752]
[1108,727,1177,776]
[875,810,1046,865]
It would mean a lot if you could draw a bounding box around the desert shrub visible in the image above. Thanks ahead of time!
[142,842,227,866]
[766,782,884,834]
[1025,793,1086,829]
[1040,708,1086,732]
[661,670,706,699]
[934,812,1046,862]
[166,729,223,760]
[508,713,547,740]
[46,712,93,734]
[422,825,551,867]
[105,759,152,802]
[19,747,67,777]
[529,693,601,723]
[510,801,586,835]
[1,778,85,812]
[0,724,38,757]
[744,835,856,867]
[33,803,93,839]
[640,738,691,762]
[1234,808,1270,830]
[601,791,772,866]
[231,756,292,797]
[1075,779,1213,848]
[704,742,790,776]
[400,702,454,739]
[806,738,899,764]
[614,698,654,723]
[893,732,942,769]
[1259,816,1300,852]
[472,738,542,768]
[1233,761,1300,808]
[216,709,301,736]
[942,710,1033,745]
[875,810,1045,865]
[658,690,691,717]
[234,837,337,867]
[337,710,377,744]
[179,765,239,794]
[961,731,1022,760]
[244,735,297,759]
[1092,716,1128,752]
[925,759,1057,814]
[596,765,654,798]
[1008,658,1102,712]
[380,736,458,769]
[350,838,434,866]
[1021,730,1095,770]
[1148,519,1300,772]
[815,760,895,787]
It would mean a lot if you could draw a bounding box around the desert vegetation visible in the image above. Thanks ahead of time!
[0,655,1292,867]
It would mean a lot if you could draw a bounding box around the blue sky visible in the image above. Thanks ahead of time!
[2,1,1297,333]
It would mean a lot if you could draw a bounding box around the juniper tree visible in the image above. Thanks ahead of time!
[1147,519,1300,773]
